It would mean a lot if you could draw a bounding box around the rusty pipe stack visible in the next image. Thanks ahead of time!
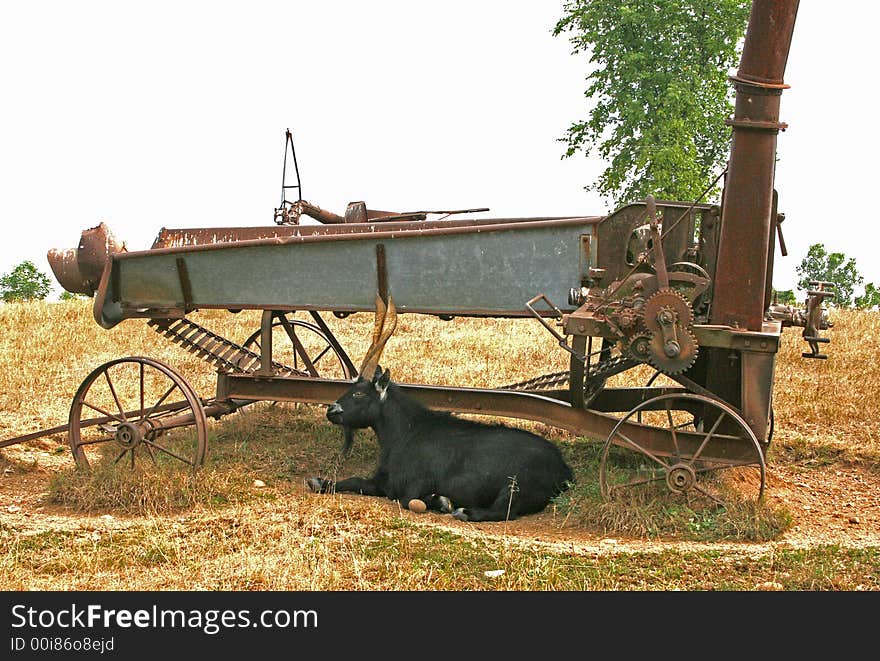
[710,0,800,331]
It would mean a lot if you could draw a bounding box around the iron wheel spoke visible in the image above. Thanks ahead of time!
[281,317,319,377]
[690,412,726,464]
[691,461,758,476]
[143,439,195,467]
[139,362,145,419]
[76,435,116,447]
[141,383,180,423]
[145,401,194,420]
[608,472,667,493]
[82,400,126,424]
[665,402,680,456]
[312,345,332,365]
[144,441,158,465]
[103,370,127,421]
[691,483,725,506]
[614,430,671,470]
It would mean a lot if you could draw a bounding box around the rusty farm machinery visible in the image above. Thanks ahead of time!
[4,0,832,508]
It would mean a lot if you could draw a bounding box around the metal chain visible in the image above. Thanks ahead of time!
[500,353,637,396]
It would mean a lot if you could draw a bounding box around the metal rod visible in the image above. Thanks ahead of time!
[259,310,275,375]
[308,311,357,376]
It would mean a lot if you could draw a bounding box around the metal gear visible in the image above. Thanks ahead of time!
[642,288,693,333]
[647,327,699,375]
[616,307,638,330]
[639,288,699,374]
[625,332,653,362]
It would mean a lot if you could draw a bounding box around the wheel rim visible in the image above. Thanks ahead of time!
[599,393,765,507]
[242,316,352,380]
[68,357,207,471]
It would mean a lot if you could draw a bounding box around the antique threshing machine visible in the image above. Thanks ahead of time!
[11,0,830,506]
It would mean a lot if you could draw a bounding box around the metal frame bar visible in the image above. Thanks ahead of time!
[216,373,762,464]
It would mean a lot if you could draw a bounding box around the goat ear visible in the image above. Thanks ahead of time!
[375,368,391,399]
[372,365,383,383]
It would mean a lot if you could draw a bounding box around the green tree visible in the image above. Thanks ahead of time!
[0,260,53,302]
[855,282,880,310]
[59,290,86,301]
[772,288,796,306]
[553,0,751,207]
[795,243,863,308]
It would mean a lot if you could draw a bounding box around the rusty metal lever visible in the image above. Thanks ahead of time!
[525,294,586,363]
[775,213,788,256]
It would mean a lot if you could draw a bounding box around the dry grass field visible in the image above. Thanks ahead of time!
[1,300,878,590]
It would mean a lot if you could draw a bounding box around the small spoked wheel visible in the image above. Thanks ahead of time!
[242,314,352,379]
[599,393,766,507]
[68,357,207,471]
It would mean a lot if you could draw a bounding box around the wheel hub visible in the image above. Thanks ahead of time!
[666,462,696,493]
[114,421,143,449]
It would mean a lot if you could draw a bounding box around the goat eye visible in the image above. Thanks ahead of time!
[352,392,366,399]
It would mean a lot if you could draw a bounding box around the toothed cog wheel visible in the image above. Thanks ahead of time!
[643,288,694,331]
[647,327,699,375]
[625,332,653,362]
[641,288,699,374]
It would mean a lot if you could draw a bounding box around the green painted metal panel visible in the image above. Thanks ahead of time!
[100,219,595,327]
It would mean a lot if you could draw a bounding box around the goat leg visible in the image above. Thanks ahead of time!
[308,476,385,497]
[306,477,335,494]
[401,494,455,514]
[423,494,455,514]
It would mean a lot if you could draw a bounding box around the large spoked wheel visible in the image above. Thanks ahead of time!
[599,393,766,507]
[242,314,353,379]
[69,357,207,471]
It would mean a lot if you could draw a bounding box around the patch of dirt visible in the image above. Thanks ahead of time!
[2,443,878,559]
[449,462,880,556]
[301,460,880,558]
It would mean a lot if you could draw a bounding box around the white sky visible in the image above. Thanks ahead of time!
[1,1,876,298]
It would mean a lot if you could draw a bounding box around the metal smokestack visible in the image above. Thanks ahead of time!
[710,0,800,331]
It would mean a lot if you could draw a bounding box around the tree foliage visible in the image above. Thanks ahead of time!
[795,243,864,308]
[59,290,87,301]
[553,0,751,207]
[0,260,53,302]
[855,282,880,311]
[772,288,796,306]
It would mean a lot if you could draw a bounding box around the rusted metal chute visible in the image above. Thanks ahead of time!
[46,222,125,297]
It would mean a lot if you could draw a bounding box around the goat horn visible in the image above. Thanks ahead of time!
[357,294,386,376]
[359,295,397,377]
[370,294,387,348]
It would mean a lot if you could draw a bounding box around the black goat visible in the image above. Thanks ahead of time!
[307,299,573,522]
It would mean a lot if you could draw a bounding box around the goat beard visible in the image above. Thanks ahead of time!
[340,425,355,457]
